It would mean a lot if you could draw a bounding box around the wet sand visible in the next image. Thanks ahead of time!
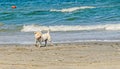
[0,42,120,69]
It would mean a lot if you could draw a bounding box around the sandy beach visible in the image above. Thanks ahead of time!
[0,42,120,69]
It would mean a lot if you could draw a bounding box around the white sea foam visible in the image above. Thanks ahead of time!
[50,6,95,12]
[21,24,120,32]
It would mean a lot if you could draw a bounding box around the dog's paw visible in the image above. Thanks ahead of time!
[35,44,38,47]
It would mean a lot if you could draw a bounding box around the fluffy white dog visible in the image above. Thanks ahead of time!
[34,30,53,47]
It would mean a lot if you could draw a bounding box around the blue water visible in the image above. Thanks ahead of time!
[0,0,120,44]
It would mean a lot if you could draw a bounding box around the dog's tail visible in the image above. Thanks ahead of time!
[47,29,50,34]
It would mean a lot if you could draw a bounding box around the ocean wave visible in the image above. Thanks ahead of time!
[50,6,95,12]
[21,24,120,32]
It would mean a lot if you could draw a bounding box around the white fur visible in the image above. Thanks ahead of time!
[34,30,52,47]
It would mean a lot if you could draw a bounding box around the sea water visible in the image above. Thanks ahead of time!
[0,0,120,44]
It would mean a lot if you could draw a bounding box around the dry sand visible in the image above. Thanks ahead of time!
[0,42,120,69]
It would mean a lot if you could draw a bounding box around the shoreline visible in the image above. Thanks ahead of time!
[1,41,120,46]
[1,31,120,44]
[0,42,120,69]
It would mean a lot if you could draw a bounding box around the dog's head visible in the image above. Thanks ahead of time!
[34,31,42,39]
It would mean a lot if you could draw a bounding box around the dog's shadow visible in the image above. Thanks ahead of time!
[35,44,54,48]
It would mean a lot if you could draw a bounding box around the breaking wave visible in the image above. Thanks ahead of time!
[50,6,96,12]
[21,24,120,32]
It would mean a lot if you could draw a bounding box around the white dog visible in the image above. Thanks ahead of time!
[34,30,53,47]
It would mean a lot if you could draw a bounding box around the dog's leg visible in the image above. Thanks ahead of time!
[35,39,38,47]
[44,39,47,46]
[48,39,53,46]
[38,39,42,47]
[47,36,53,46]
